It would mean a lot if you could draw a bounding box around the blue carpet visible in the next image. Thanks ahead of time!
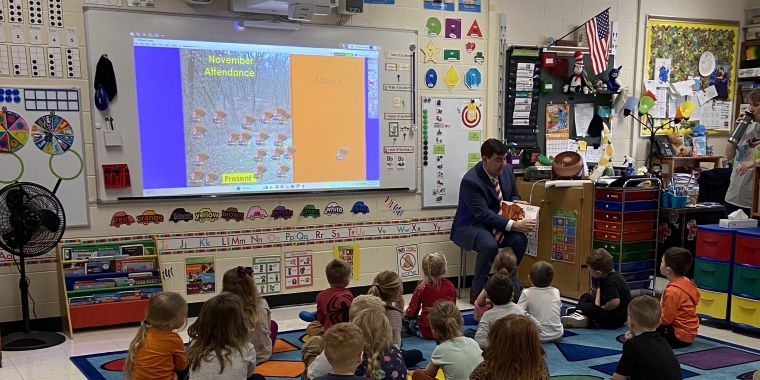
[71,306,760,380]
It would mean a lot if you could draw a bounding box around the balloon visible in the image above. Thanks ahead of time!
[680,101,696,118]
[639,96,654,114]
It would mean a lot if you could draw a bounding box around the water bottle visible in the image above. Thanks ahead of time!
[626,162,634,176]
[728,112,755,145]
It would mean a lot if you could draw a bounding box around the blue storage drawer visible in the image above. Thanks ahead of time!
[614,260,654,272]
[595,200,658,212]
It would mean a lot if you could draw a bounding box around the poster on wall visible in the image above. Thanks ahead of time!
[334,245,360,280]
[284,250,313,289]
[457,0,480,12]
[551,209,577,264]
[185,256,216,295]
[253,256,282,295]
[424,0,454,11]
[396,244,420,278]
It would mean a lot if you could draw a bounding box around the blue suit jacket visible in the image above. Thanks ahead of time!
[450,161,521,250]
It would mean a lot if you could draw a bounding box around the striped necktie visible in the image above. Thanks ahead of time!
[492,177,504,243]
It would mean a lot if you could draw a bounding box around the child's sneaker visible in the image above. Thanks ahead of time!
[561,312,589,328]
[299,311,317,322]
[565,307,576,316]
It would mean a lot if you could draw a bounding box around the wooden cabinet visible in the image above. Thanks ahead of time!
[516,179,594,299]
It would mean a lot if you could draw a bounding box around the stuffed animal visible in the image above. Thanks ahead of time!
[668,133,692,157]
[563,51,592,99]
[594,79,607,92]
[607,66,622,92]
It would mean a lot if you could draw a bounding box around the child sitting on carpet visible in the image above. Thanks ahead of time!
[412,301,482,380]
[368,270,423,367]
[469,314,550,380]
[353,309,407,380]
[125,292,189,380]
[186,292,264,380]
[517,260,563,342]
[299,259,354,337]
[312,323,367,380]
[473,248,523,321]
[474,273,541,348]
[223,266,276,363]
[403,252,456,339]
[610,296,682,380]
[658,247,700,348]
[304,295,387,380]
[562,248,631,329]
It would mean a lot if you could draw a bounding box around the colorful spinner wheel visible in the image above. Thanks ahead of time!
[0,109,29,153]
[32,114,74,155]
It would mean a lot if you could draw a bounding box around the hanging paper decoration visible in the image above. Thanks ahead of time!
[0,108,29,153]
[32,114,73,155]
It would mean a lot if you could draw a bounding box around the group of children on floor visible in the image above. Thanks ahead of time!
[125,266,276,380]
[123,245,702,380]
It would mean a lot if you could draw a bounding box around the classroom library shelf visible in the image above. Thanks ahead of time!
[56,239,162,339]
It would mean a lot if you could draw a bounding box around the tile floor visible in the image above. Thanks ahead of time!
[0,292,758,380]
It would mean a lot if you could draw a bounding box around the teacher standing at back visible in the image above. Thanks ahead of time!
[450,139,536,302]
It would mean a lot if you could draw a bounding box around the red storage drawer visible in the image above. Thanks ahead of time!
[735,231,760,266]
[595,188,658,201]
[594,230,655,242]
[594,210,656,222]
[696,225,735,261]
[594,220,656,232]
[69,299,150,329]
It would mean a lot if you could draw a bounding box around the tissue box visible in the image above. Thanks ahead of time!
[719,219,759,229]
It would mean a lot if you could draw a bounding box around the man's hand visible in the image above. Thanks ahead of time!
[512,219,537,232]
[513,200,529,205]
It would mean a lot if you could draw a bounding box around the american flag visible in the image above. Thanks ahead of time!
[585,9,610,75]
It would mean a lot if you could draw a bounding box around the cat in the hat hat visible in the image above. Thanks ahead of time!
[563,50,592,99]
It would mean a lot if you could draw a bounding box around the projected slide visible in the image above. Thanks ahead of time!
[133,39,380,197]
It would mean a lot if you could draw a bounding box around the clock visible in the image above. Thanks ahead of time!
[699,52,716,77]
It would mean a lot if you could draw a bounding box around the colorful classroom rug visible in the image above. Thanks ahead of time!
[71,309,760,380]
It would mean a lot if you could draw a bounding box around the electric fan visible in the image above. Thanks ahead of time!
[0,182,66,350]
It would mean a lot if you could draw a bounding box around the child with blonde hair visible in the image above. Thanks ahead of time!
[403,252,456,339]
[468,314,550,380]
[368,270,423,367]
[124,292,188,380]
[313,323,366,380]
[223,266,275,363]
[186,292,264,380]
[353,309,407,380]
[304,295,386,380]
[412,301,482,380]
[473,247,522,321]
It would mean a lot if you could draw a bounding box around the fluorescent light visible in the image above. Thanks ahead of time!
[237,20,302,31]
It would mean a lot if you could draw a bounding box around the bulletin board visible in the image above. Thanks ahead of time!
[642,15,740,135]
[421,97,483,208]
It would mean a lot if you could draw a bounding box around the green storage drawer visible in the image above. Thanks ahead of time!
[693,257,731,292]
[733,264,760,298]
[611,250,655,263]
[593,240,655,253]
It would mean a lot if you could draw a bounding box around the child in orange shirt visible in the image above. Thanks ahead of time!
[125,292,189,380]
[659,247,700,348]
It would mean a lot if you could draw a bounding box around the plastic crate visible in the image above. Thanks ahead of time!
[595,200,658,212]
[735,229,760,266]
[696,225,735,261]
[693,257,731,292]
[697,288,729,321]
[730,295,760,329]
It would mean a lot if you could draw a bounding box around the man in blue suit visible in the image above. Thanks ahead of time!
[450,139,536,302]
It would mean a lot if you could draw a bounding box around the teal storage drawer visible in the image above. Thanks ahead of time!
[733,264,760,298]
[693,257,731,292]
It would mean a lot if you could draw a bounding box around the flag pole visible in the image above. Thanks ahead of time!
[546,7,610,49]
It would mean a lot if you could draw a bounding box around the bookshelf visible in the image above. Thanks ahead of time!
[56,239,163,339]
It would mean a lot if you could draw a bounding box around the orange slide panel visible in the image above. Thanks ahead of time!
[290,54,366,183]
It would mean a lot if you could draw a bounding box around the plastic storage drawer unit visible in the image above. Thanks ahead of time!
[696,225,735,261]
[611,250,655,263]
[595,200,658,212]
[697,288,729,321]
[595,188,658,201]
[733,264,760,298]
[693,257,732,292]
[593,240,655,253]
[734,228,760,267]
[594,230,655,243]
[730,295,760,330]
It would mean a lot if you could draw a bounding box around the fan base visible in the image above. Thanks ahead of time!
[1,331,66,351]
